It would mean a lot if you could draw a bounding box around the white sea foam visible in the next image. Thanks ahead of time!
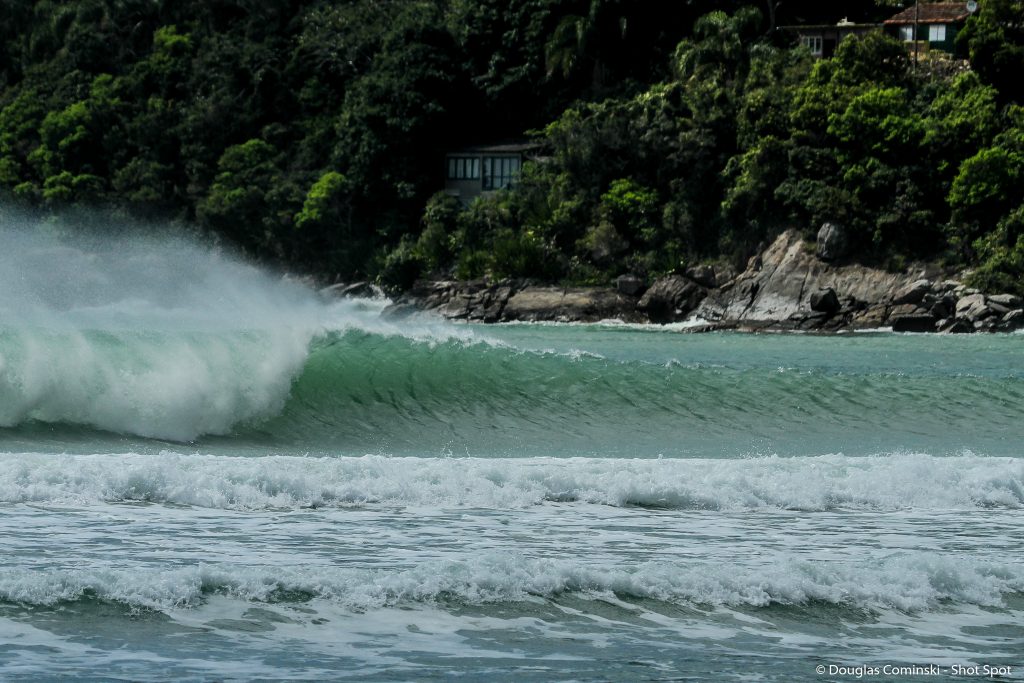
[0,223,490,440]
[1,552,1020,612]
[1,452,1020,511]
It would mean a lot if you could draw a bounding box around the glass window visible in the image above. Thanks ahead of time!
[801,36,823,56]
[929,24,946,42]
[446,157,481,180]
[899,26,914,41]
[482,156,522,190]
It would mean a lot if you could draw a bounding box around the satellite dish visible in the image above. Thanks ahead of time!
[966,0,978,12]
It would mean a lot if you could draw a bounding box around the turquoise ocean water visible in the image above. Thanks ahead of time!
[1,228,1022,681]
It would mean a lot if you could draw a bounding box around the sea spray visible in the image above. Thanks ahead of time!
[0,213,328,440]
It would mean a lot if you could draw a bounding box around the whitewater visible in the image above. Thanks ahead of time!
[1,219,1022,681]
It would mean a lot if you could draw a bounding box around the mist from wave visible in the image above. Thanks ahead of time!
[0,214,480,441]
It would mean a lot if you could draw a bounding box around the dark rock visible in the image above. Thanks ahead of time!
[816,222,849,261]
[615,274,646,297]
[892,279,932,305]
[938,318,972,334]
[481,286,512,322]
[929,294,956,320]
[999,309,1024,330]
[809,287,841,314]
[891,314,938,333]
[795,311,833,330]
[684,264,717,288]
[715,264,739,286]
[637,275,707,323]
[839,295,867,313]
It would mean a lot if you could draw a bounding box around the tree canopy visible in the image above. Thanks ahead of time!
[1,1,1022,294]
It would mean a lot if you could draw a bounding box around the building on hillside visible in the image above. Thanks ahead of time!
[444,142,541,205]
[780,18,882,59]
[883,2,972,54]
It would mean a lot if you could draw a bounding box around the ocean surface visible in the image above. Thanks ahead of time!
[1,226,1022,681]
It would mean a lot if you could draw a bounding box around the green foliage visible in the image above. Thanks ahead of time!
[828,86,923,159]
[417,192,462,273]
[923,73,999,159]
[197,138,288,254]
[967,206,1024,296]
[295,171,349,231]
[1,2,1023,293]
[948,147,1024,251]
[378,235,424,292]
[957,0,1024,103]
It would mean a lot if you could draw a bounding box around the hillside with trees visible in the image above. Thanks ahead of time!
[1,0,1022,294]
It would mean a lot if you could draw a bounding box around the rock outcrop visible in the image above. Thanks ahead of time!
[695,230,1023,333]
[502,287,642,322]
[379,279,644,323]
[352,229,1024,333]
[637,275,707,323]
[816,222,849,261]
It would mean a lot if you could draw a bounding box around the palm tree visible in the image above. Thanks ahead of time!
[544,0,628,90]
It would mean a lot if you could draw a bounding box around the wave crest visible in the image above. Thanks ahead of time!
[2,452,1021,511]
[2,553,1020,613]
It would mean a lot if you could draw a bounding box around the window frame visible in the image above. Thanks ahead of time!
[446,156,480,181]
[481,155,522,191]
[801,35,823,56]
[928,24,946,42]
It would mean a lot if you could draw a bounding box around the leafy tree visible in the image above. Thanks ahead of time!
[197,138,292,255]
[948,147,1024,252]
[957,0,1024,103]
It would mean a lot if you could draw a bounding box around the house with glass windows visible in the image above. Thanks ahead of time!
[883,2,972,53]
[444,142,539,204]
[780,19,881,59]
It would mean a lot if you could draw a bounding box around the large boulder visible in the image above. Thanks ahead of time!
[637,275,707,323]
[988,293,1022,308]
[999,309,1024,330]
[891,314,938,333]
[892,279,932,305]
[809,287,840,314]
[955,293,993,322]
[694,230,955,331]
[816,223,849,261]
[684,264,718,288]
[615,273,646,297]
[502,286,639,322]
[937,318,973,334]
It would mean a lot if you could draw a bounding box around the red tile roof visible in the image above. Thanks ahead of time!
[884,3,971,24]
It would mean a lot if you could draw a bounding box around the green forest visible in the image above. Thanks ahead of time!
[1,0,1023,294]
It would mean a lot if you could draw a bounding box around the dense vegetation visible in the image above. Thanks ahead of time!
[1,1,1022,294]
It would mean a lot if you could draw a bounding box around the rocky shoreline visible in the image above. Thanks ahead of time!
[331,229,1023,334]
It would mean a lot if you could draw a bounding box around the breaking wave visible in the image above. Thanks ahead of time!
[1,452,1021,511]
[1,553,1021,613]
